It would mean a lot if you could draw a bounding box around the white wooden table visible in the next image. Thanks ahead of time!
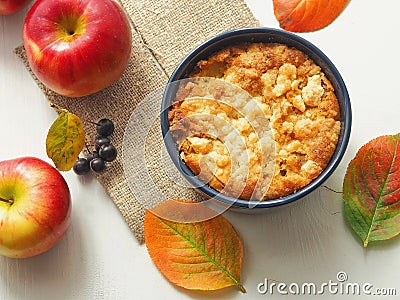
[1,1,400,299]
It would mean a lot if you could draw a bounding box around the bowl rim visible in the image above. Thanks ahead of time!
[161,27,352,209]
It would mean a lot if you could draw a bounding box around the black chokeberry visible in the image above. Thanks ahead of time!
[95,136,110,151]
[99,144,117,162]
[90,157,106,173]
[96,119,114,137]
[87,151,99,163]
[73,158,90,175]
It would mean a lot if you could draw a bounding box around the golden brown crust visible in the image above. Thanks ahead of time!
[169,43,341,200]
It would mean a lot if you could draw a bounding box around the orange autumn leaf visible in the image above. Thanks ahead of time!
[273,0,349,32]
[144,200,245,292]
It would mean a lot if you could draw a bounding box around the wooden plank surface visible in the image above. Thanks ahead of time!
[1,1,400,299]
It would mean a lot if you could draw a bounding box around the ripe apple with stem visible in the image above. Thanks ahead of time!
[22,0,132,98]
[0,157,71,258]
[0,0,32,15]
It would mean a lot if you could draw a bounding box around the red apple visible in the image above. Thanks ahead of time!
[0,0,32,15]
[0,157,71,258]
[22,0,132,98]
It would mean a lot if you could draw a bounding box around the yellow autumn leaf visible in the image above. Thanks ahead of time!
[46,111,85,171]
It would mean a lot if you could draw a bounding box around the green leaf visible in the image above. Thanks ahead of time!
[343,134,400,247]
[46,111,85,171]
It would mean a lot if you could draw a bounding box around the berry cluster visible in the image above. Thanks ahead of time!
[73,119,117,175]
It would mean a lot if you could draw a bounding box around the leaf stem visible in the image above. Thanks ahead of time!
[50,103,98,126]
[49,102,68,113]
[323,185,342,194]
[238,284,246,293]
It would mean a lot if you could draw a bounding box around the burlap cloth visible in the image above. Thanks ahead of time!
[15,0,259,243]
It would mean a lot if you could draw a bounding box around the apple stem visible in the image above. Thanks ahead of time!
[0,197,14,205]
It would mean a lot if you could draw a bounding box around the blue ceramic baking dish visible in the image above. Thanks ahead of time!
[161,27,351,210]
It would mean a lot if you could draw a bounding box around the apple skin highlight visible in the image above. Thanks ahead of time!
[0,0,32,15]
[0,157,71,258]
[22,0,132,98]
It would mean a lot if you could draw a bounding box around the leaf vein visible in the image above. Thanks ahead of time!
[365,139,399,246]
[157,217,240,287]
